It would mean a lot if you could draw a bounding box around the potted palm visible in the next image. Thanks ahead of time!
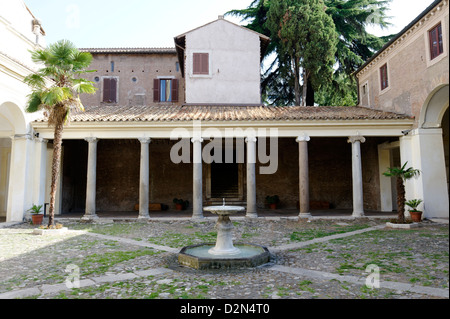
[405,199,423,222]
[266,195,280,209]
[28,204,44,225]
[383,162,420,227]
[173,198,189,210]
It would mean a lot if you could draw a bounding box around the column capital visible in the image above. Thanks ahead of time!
[85,137,98,143]
[191,137,204,143]
[36,138,49,144]
[138,137,151,144]
[245,136,257,143]
[296,135,310,142]
[12,134,33,141]
[347,136,366,144]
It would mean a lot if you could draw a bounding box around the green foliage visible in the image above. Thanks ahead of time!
[173,198,189,209]
[266,0,338,105]
[23,39,97,125]
[265,195,280,204]
[27,204,43,214]
[383,162,420,181]
[227,0,394,105]
[405,199,423,212]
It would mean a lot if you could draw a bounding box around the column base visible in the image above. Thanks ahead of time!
[245,212,258,219]
[81,214,99,221]
[191,213,204,220]
[352,211,365,218]
[298,212,312,218]
[137,214,150,220]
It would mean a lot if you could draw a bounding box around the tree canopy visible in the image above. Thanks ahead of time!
[227,0,394,106]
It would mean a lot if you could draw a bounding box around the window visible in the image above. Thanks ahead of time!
[193,53,209,75]
[429,23,443,60]
[362,83,368,95]
[379,63,388,91]
[153,78,178,102]
[102,77,117,103]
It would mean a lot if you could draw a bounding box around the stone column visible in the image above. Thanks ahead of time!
[347,136,366,217]
[6,135,32,222]
[82,137,99,220]
[296,135,311,218]
[191,137,204,219]
[33,138,48,207]
[245,136,257,218]
[138,137,151,219]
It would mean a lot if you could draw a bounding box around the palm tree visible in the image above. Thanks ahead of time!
[383,162,420,223]
[24,40,97,227]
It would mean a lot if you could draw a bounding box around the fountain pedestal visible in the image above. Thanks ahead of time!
[177,204,271,270]
[208,214,240,255]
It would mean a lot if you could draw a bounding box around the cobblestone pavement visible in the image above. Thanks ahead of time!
[0,217,448,300]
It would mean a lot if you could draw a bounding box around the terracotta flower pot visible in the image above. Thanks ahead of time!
[409,211,423,222]
[269,203,277,209]
[31,214,44,225]
[175,203,183,211]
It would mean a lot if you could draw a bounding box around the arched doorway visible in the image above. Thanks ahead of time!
[0,102,29,222]
[411,84,449,218]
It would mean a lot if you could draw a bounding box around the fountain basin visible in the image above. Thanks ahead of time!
[178,243,270,270]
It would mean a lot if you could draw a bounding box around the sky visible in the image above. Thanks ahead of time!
[24,0,436,48]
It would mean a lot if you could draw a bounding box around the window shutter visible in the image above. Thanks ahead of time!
[193,53,201,74]
[193,53,209,75]
[110,78,117,103]
[103,78,111,102]
[201,53,209,75]
[171,79,179,102]
[153,79,160,102]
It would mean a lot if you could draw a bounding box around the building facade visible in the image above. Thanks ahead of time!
[355,0,449,219]
[0,1,448,223]
[0,0,49,222]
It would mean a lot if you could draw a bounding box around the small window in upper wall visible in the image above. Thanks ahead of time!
[429,23,443,60]
[380,63,388,91]
[193,53,209,75]
[153,78,178,102]
[102,77,117,103]
[362,83,368,95]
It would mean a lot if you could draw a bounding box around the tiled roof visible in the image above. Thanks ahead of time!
[78,48,176,54]
[34,105,412,123]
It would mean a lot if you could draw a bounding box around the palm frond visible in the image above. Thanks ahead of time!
[23,73,46,89]
[72,79,97,94]
[25,91,43,113]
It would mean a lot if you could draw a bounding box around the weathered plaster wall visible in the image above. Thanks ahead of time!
[357,2,449,128]
[80,53,184,107]
[184,19,261,104]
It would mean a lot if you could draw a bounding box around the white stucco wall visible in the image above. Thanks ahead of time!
[184,18,262,105]
[0,0,47,222]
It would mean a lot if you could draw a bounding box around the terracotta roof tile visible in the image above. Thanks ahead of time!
[34,105,412,123]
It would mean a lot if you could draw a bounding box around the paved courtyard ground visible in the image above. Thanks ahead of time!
[0,216,448,303]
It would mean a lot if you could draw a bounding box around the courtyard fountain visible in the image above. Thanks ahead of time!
[178,199,270,270]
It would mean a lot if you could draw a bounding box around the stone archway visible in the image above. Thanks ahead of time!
[408,84,450,218]
[0,102,30,222]
[419,84,449,129]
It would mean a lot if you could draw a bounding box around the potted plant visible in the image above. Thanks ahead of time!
[383,162,420,226]
[173,198,189,211]
[28,204,44,225]
[265,195,280,209]
[405,199,423,222]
